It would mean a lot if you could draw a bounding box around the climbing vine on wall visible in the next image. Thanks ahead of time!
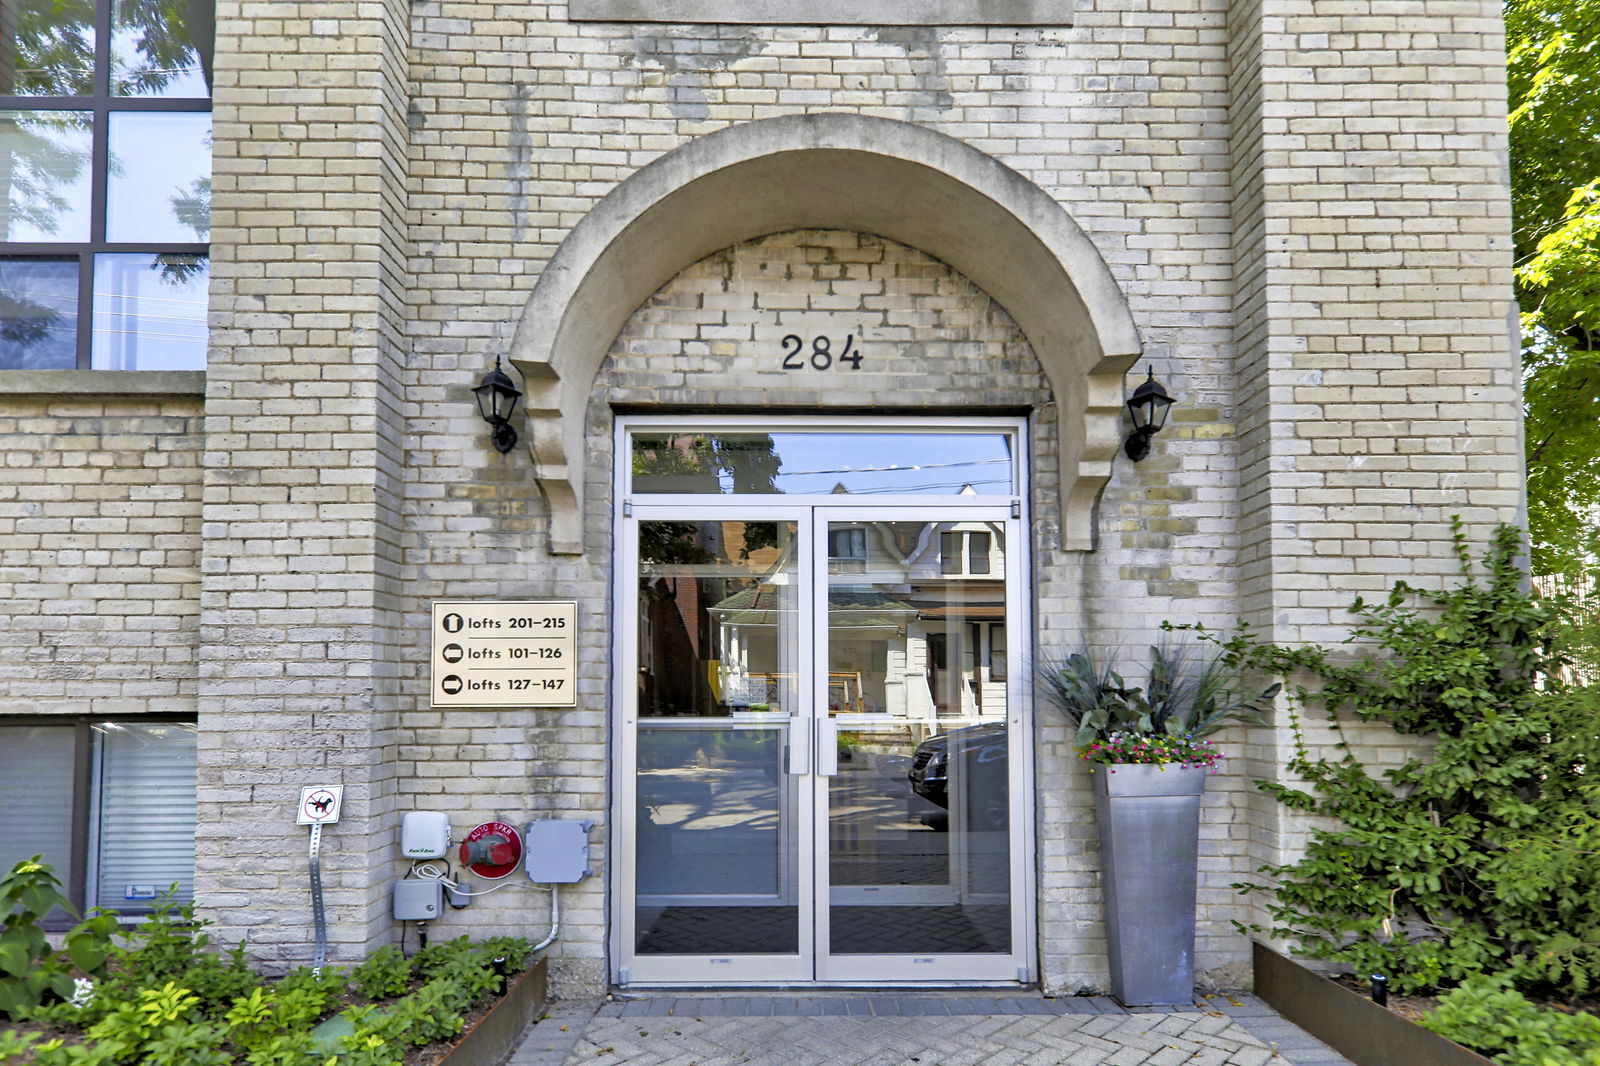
[1216,523,1600,996]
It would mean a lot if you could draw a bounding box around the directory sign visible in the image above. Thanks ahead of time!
[431,601,578,707]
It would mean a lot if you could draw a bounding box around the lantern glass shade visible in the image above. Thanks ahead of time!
[473,365,522,425]
[1126,370,1175,433]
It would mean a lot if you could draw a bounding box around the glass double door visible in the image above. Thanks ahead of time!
[620,505,1026,984]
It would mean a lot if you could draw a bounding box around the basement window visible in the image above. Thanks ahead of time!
[0,718,198,923]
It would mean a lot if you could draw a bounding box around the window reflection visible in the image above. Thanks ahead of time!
[635,520,803,955]
[635,724,798,954]
[0,258,78,369]
[0,111,94,243]
[92,254,208,370]
[831,721,1011,954]
[824,519,1013,955]
[111,0,214,97]
[107,113,211,242]
[827,521,1008,720]
[632,432,1015,496]
[0,1,96,96]
[638,520,799,718]
[1,1,211,370]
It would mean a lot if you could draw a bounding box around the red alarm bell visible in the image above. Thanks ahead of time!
[458,821,524,879]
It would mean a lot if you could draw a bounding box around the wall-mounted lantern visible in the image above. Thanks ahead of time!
[473,358,523,454]
[1124,366,1176,462]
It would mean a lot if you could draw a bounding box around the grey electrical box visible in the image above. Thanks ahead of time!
[393,879,443,920]
[525,819,592,883]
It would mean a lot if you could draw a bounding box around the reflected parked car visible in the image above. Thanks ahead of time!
[907,722,1008,828]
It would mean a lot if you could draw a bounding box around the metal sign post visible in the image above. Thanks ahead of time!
[309,823,327,974]
[297,786,344,977]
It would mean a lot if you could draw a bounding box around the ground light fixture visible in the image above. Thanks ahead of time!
[473,358,523,454]
[1124,366,1176,461]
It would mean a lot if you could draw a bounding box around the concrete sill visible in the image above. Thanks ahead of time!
[0,370,206,397]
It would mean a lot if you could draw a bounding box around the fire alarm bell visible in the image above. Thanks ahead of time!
[401,812,451,859]
[459,821,523,880]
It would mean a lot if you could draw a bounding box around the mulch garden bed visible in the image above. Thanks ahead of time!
[1,958,547,1066]
[1329,973,1600,1026]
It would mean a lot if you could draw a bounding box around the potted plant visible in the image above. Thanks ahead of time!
[1040,643,1279,1006]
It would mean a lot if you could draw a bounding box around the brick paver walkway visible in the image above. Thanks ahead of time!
[506,992,1355,1066]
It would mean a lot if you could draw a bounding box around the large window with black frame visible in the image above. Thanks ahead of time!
[1,0,213,371]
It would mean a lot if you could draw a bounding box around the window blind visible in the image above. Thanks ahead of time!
[90,722,197,913]
[0,725,76,882]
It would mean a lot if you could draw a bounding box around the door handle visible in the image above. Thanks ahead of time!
[816,719,839,777]
[786,713,810,775]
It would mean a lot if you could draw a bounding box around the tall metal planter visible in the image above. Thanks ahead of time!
[1093,763,1207,1006]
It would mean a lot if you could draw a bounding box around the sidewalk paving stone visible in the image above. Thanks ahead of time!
[505,990,1358,1066]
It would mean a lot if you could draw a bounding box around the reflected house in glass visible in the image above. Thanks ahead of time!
[696,519,1008,724]
[637,519,795,718]
[627,489,1019,976]
[711,583,919,715]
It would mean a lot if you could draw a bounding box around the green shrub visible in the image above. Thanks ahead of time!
[7,1038,115,1065]
[1219,523,1600,996]
[1421,975,1600,1065]
[352,979,466,1049]
[0,1031,42,1061]
[410,935,510,1001]
[338,936,536,1061]
[334,1031,402,1066]
[222,980,335,1063]
[85,896,261,1024]
[349,945,411,1001]
[82,981,229,1065]
[0,870,527,1066]
[0,859,118,1021]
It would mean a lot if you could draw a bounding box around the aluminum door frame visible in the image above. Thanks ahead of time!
[810,505,1031,985]
[614,502,818,986]
[610,417,1037,987]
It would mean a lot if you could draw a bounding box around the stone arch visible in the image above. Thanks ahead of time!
[508,112,1140,554]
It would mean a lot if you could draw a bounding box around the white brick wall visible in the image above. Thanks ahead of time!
[0,395,203,712]
[196,0,414,964]
[0,0,1524,996]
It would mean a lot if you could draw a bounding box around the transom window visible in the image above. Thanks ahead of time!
[1,0,213,370]
[629,428,1017,496]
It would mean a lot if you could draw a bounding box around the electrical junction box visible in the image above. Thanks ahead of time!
[401,812,451,859]
[393,879,443,921]
[525,819,592,884]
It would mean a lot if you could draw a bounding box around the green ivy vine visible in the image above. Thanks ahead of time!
[1214,522,1600,997]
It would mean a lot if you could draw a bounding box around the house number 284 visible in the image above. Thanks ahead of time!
[780,334,861,370]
